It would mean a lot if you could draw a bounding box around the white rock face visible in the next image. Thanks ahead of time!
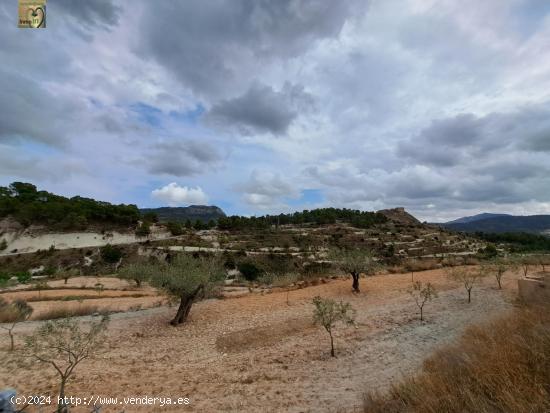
[0,226,172,256]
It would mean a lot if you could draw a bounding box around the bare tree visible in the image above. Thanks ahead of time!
[0,298,33,351]
[447,266,485,303]
[331,248,379,293]
[408,281,437,321]
[24,315,109,413]
[312,296,355,357]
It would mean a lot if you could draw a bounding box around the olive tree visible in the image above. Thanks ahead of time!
[447,266,485,303]
[60,268,79,285]
[118,262,153,287]
[134,254,224,326]
[515,256,533,278]
[331,248,378,293]
[24,315,109,413]
[483,258,516,289]
[0,298,33,351]
[312,296,355,357]
[408,281,437,321]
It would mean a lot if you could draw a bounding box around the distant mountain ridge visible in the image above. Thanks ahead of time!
[442,213,550,235]
[140,205,226,223]
[446,213,511,225]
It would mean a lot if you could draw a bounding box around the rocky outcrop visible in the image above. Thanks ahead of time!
[377,207,421,225]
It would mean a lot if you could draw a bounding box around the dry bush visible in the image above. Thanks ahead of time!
[33,305,110,321]
[363,303,550,413]
[403,259,440,272]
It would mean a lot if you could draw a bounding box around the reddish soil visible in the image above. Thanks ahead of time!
[0,268,521,412]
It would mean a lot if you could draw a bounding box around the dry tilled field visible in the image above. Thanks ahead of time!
[0,266,522,413]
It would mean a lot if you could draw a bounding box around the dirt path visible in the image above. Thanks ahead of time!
[0,268,520,412]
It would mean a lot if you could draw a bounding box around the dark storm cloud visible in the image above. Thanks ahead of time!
[206,83,313,134]
[146,140,223,177]
[399,103,550,168]
[138,0,364,97]
[398,114,485,167]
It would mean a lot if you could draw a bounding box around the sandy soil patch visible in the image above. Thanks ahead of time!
[0,268,521,412]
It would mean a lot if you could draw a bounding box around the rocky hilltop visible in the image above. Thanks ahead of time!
[140,205,226,223]
[377,207,421,225]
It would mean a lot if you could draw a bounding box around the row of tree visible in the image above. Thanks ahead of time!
[474,231,550,252]
[217,208,388,230]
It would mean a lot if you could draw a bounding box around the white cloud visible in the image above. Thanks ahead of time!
[151,183,209,206]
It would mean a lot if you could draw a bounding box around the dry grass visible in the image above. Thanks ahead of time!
[403,259,441,273]
[363,303,550,413]
[216,317,313,353]
[33,305,110,321]
[0,306,20,323]
[23,293,147,302]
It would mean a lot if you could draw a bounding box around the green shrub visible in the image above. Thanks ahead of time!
[238,261,264,281]
[166,221,183,236]
[43,265,57,277]
[0,239,7,251]
[16,271,31,284]
[223,256,236,270]
[135,221,151,237]
[100,244,122,263]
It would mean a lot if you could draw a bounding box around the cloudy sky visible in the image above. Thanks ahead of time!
[1,0,550,221]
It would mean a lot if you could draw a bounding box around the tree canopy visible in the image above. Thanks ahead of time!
[0,182,140,229]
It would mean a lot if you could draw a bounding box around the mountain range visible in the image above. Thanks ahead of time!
[441,213,550,235]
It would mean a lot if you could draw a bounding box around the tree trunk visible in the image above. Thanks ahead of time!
[496,275,502,289]
[329,331,335,357]
[64,278,68,284]
[170,285,203,326]
[420,306,423,321]
[351,272,360,293]
[58,377,68,413]
[467,288,472,303]
[8,329,14,351]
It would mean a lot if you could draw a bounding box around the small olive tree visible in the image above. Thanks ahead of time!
[535,254,550,272]
[516,256,532,278]
[127,254,224,326]
[447,266,485,303]
[0,298,33,351]
[118,262,153,288]
[331,248,378,293]
[312,296,355,357]
[60,268,79,285]
[24,315,109,413]
[408,281,437,321]
[33,279,49,299]
[483,258,516,289]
